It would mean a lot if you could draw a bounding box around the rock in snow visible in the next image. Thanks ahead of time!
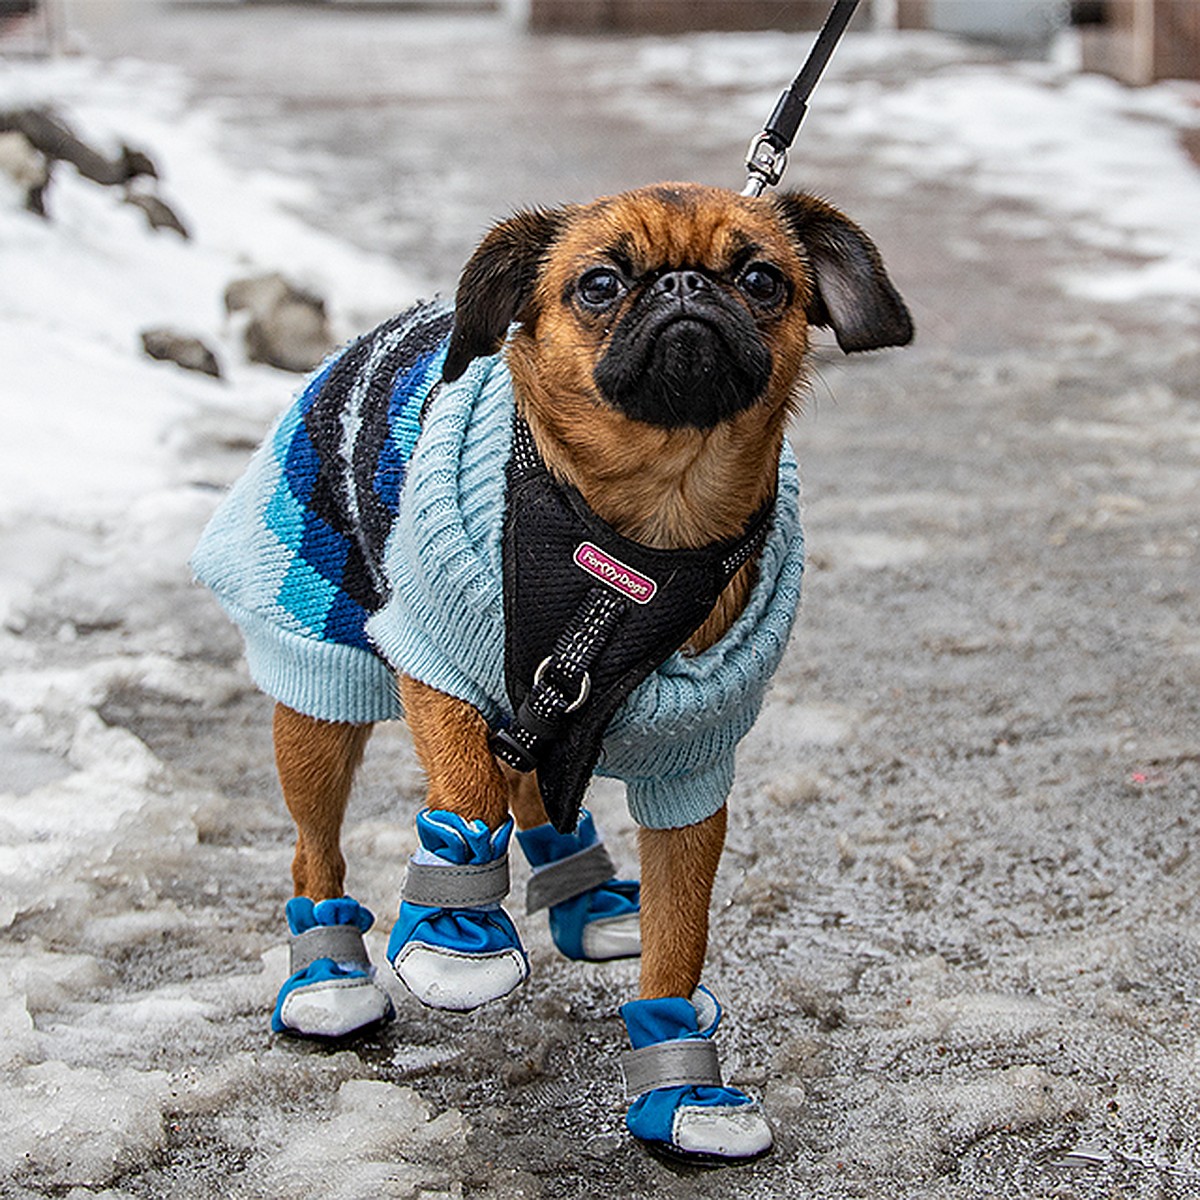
[225,271,335,373]
[0,127,49,215]
[141,327,222,379]
[124,188,190,238]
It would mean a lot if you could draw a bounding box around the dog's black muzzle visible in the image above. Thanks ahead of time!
[594,272,773,430]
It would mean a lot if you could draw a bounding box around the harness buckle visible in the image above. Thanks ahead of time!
[490,657,593,774]
[490,725,540,773]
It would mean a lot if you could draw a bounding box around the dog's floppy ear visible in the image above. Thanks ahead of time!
[443,207,566,381]
[774,192,913,353]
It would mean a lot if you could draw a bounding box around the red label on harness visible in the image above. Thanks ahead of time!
[574,543,658,604]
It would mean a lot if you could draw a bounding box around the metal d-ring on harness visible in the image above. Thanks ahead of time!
[492,520,764,782]
[742,0,861,197]
[491,585,623,774]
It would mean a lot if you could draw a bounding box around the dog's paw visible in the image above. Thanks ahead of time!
[275,971,395,1040]
[648,1096,773,1164]
[517,809,641,962]
[272,896,395,1040]
[576,906,641,961]
[386,809,530,1010]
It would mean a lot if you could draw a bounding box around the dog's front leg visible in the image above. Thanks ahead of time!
[398,674,509,827]
[621,805,772,1162]
[637,807,726,999]
[387,674,528,1009]
[506,768,550,830]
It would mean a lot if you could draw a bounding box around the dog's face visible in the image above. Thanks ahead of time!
[443,182,912,435]
[526,185,811,431]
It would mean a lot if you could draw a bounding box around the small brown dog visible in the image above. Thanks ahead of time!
[194,182,910,1162]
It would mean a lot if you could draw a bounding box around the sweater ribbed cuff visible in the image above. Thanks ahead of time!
[228,600,401,724]
[621,753,736,830]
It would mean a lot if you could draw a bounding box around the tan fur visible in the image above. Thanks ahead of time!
[504,766,552,831]
[638,807,728,999]
[510,184,810,559]
[398,675,510,831]
[508,184,814,662]
[274,703,372,901]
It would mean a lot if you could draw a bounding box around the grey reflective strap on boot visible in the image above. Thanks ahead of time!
[402,855,511,909]
[524,841,616,914]
[289,924,371,975]
[620,1038,723,1098]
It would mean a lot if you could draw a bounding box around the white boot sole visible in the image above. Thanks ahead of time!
[580,912,641,961]
[672,1103,774,1160]
[279,977,393,1039]
[392,942,528,1011]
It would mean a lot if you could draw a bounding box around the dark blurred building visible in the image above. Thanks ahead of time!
[523,0,870,33]
[517,0,1198,84]
[519,1,1062,42]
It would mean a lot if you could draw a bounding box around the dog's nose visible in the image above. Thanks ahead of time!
[651,270,710,300]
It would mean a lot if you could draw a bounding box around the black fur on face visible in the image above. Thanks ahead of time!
[591,269,774,430]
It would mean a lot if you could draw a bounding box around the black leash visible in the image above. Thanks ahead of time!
[742,0,861,197]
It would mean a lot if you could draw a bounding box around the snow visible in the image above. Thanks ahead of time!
[606,31,1200,301]
[830,60,1200,301]
[0,55,414,521]
[0,52,446,1196]
[0,20,1198,1198]
[261,1080,467,1200]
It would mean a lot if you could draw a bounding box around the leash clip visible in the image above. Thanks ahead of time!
[738,0,860,196]
[742,132,789,198]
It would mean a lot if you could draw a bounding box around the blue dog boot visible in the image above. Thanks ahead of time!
[620,987,773,1163]
[516,809,640,962]
[387,809,529,1011]
[272,896,395,1039]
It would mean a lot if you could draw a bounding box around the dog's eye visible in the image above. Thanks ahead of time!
[577,268,626,310]
[738,263,786,306]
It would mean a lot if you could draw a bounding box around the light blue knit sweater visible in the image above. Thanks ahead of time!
[194,326,805,830]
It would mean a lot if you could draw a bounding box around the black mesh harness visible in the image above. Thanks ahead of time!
[489,417,773,833]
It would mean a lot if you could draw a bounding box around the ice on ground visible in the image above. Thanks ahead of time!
[0,56,416,522]
[0,1060,172,1188]
[261,1080,467,1200]
[0,52,472,1197]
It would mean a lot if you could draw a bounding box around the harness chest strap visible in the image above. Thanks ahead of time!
[491,586,626,774]
[492,416,774,833]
